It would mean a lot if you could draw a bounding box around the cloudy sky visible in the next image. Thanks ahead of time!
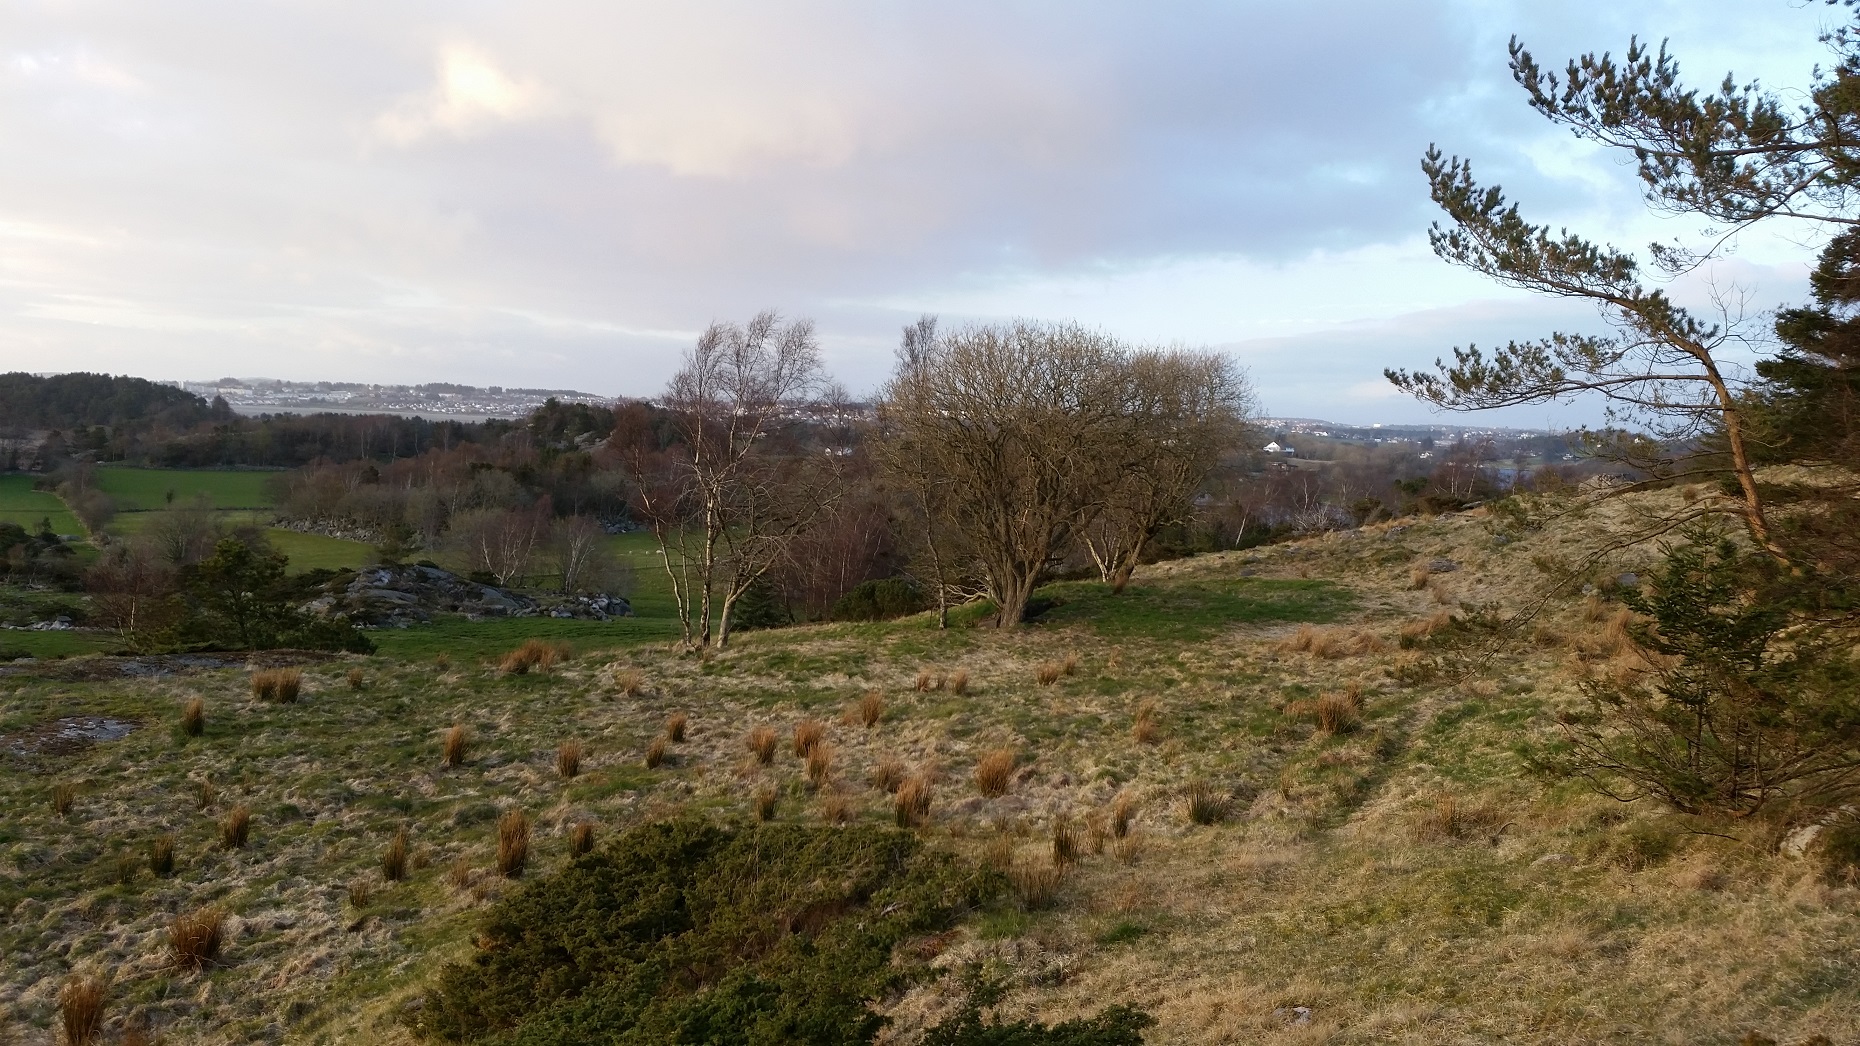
[0,1,1837,422]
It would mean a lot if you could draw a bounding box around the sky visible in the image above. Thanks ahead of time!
[0,1,1841,424]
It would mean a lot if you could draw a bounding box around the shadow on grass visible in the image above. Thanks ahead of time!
[1031,577,1355,641]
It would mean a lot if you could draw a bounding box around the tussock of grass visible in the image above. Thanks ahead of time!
[820,791,851,824]
[805,741,836,789]
[556,739,582,779]
[613,667,644,698]
[442,724,469,768]
[1413,794,1506,844]
[447,856,473,890]
[1132,698,1160,745]
[1051,817,1080,866]
[346,667,365,690]
[496,810,530,878]
[196,780,217,809]
[792,719,826,758]
[571,822,596,856]
[1276,624,1388,659]
[871,757,907,794]
[1035,661,1064,686]
[856,690,884,727]
[754,784,778,822]
[746,726,778,765]
[51,781,76,818]
[59,973,106,1046]
[150,834,176,878]
[171,907,225,972]
[1182,782,1229,826]
[181,696,205,738]
[1314,691,1363,735]
[665,713,688,743]
[1011,862,1064,910]
[250,668,301,703]
[1110,792,1136,839]
[895,775,932,828]
[499,639,568,675]
[645,738,667,769]
[947,669,969,695]
[221,805,251,850]
[383,827,410,882]
[975,748,1017,798]
[915,668,942,692]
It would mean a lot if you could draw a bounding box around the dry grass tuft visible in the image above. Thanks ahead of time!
[1413,794,1506,843]
[1314,691,1363,736]
[434,652,451,670]
[983,834,1016,871]
[500,638,569,675]
[792,719,826,758]
[975,748,1017,798]
[1132,698,1160,745]
[1277,623,1388,658]
[894,775,933,828]
[914,668,941,692]
[1110,792,1136,839]
[181,696,205,738]
[1062,653,1080,676]
[820,792,852,824]
[571,821,596,856]
[1582,592,1609,623]
[1086,816,1109,855]
[665,712,688,743]
[1399,610,1457,645]
[496,809,530,878]
[870,757,907,794]
[221,804,251,850]
[1010,862,1064,910]
[805,741,836,790]
[947,669,969,695]
[747,726,779,765]
[556,739,583,779]
[443,724,469,768]
[1050,817,1080,866]
[613,667,645,697]
[1182,782,1230,826]
[1409,565,1432,589]
[447,856,473,890]
[1034,661,1064,686]
[382,826,409,882]
[250,667,302,703]
[645,737,668,769]
[1112,830,1147,865]
[150,834,176,878]
[170,907,225,972]
[196,779,217,810]
[346,667,365,690]
[51,781,76,818]
[857,690,884,727]
[59,973,106,1045]
[348,878,373,909]
[754,784,779,822]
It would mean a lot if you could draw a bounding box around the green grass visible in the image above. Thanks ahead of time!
[0,629,120,659]
[369,615,680,661]
[0,475,81,535]
[265,529,374,573]
[1033,577,1356,640]
[93,466,281,511]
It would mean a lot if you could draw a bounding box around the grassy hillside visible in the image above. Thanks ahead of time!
[0,492,1854,1044]
[0,475,80,536]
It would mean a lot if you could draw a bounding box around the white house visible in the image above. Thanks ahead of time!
[1262,441,1295,455]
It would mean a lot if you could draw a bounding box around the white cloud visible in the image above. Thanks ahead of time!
[377,44,545,143]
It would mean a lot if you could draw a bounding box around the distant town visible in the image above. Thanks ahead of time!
[171,377,614,419]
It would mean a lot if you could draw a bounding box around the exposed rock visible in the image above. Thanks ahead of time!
[1427,558,1461,573]
[304,564,630,628]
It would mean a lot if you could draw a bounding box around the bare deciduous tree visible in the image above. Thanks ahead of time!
[449,503,550,586]
[618,311,843,648]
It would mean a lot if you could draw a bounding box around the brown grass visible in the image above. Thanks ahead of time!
[447,855,472,890]
[221,804,251,850]
[150,834,176,878]
[434,652,451,670]
[792,719,826,757]
[442,724,469,768]
[613,667,645,697]
[747,725,778,765]
[894,775,932,828]
[947,669,969,695]
[983,834,1016,871]
[496,809,530,878]
[346,667,365,690]
[914,668,940,692]
[665,712,688,743]
[857,690,884,727]
[1409,565,1432,589]
[571,821,596,856]
[870,757,907,794]
[1112,830,1146,865]
[1035,661,1063,686]
[1582,592,1609,622]
[181,696,205,738]
[382,826,409,882]
[196,779,217,809]
[499,639,568,675]
[557,739,583,779]
[1277,624,1388,659]
[1050,817,1080,866]
[1314,691,1363,736]
[1010,862,1064,910]
[645,737,668,769]
[805,741,836,789]
[975,747,1017,798]
[754,784,779,822]
[1182,782,1229,826]
[1413,794,1507,843]
[250,667,301,703]
[820,792,852,824]
[348,878,373,909]
[1110,793,1136,839]
[59,973,106,1045]
[1062,653,1080,676]
[1399,610,1457,645]
[1132,698,1160,745]
[51,781,76,818]
[170,906,225,972]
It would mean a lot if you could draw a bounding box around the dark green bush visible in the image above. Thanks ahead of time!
[413,819,1007,1044]
[830,579,929,622]
[922,977,1152,1046]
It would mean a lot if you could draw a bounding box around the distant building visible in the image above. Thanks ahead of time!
[1262,441,1295,455]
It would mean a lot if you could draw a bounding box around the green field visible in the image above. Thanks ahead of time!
[0,475,81,535]
[94,465,280,511]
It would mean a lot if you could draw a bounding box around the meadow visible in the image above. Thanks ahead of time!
[0,486,1853,1044]
[0,476,80,537]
